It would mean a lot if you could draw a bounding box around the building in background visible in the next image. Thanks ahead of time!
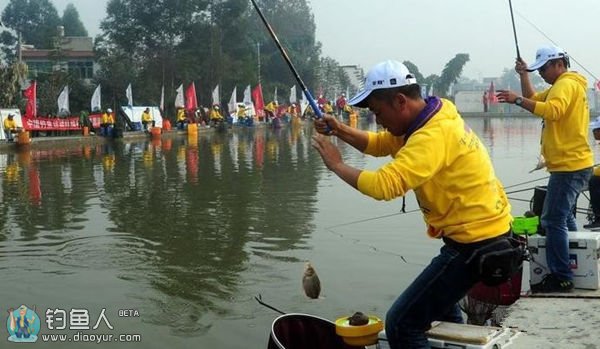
[341,65,364,94]
[21,26,96,82]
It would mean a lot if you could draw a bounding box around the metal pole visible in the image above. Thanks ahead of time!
[18,31,22,63]
[257,42,261,85]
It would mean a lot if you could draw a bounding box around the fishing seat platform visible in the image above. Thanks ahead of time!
[377,321,520,349]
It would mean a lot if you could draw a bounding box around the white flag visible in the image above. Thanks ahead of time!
[274,87,278,104]
[160,85,165,111]
[228,86,237,112]
[300,90,308,115]
[212,85,220,105]
[90,84,101,112]
[289,85,297,103]
[126,83,133,106]
[243,85,251,104]
[175,84,184,108]
[57,85,70,115]
[420,85,428,99]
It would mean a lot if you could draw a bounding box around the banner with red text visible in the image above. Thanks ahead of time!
[22,115,102,131]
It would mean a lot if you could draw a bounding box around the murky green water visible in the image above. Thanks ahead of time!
[0,116,582,348]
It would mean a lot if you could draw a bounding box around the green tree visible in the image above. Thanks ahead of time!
[1,0,61,54]
[96,0,211,109]
[423,74,439,95]
[95,0,322,116]
[437,53,470,98]
[402,60,425,83]
[0,62,28,107]
[251,0,321,98]
[62,3,88,37]
[315,56,350,100]
[497,67,546,91]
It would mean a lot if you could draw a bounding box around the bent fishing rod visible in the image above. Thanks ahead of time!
[515,10,598,81]
[250,0,323,119]
[507,0,521,59]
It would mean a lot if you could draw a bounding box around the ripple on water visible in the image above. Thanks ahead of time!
[50,234,160,270]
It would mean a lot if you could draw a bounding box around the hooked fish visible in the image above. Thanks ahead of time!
[302,262,321,299]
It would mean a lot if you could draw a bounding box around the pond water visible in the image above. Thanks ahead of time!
[0,116,592,348]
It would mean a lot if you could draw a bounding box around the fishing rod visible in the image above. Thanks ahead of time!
[515,10,598,81]
[250,0,323,119]
[507,0,521,59]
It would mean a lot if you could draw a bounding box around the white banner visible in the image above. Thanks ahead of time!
[289,85,297,104]
[228,86,237,113]
[243,85,252,104]
[57,85,70,115]
[160,85,164,111]
[126,83,133,106]
[212,85,220,105]
[90,84,101,112]
[274,87,278,104]
[175,84,184,108]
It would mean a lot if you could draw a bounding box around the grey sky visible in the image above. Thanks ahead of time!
[1,0,598,86]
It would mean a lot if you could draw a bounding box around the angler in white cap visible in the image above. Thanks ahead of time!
[312,60,516,348]
[497,45,593,294]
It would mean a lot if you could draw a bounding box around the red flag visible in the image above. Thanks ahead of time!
[252,84,265,117]
[23,81,37,118]
[28,166,42,206]
[595,80,600,91]
[185,82,198,111]
[488,81,498,104]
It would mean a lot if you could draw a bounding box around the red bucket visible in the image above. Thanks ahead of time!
[467,268,523,306]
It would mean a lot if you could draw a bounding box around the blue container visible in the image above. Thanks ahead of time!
[131,122,142,131]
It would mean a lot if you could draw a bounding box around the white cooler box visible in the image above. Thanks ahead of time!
[528,231,600,290]
[376,322,519,349]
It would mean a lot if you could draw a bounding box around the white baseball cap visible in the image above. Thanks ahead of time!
[590,117,600,130]
[526,45,568,72]
[348,60,417,108]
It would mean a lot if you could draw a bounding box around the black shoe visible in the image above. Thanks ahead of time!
[530,274,574,293]
[583,220,600,230]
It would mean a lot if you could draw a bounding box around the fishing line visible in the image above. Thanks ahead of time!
[324,208,426,266]
[505,187,538,195]
[504,176,549,190]
[515,10,599,81]
[326,208,421,230]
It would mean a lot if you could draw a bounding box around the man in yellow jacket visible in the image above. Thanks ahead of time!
[497,45,593,293]
[141,107,153,132]
[312,60,515,348]
[176,107,187,130]
[101,108,115,137]
[3,114,20,141]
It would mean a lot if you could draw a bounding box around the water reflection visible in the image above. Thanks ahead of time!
[0,116,561,347]
[0,124,320,338]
